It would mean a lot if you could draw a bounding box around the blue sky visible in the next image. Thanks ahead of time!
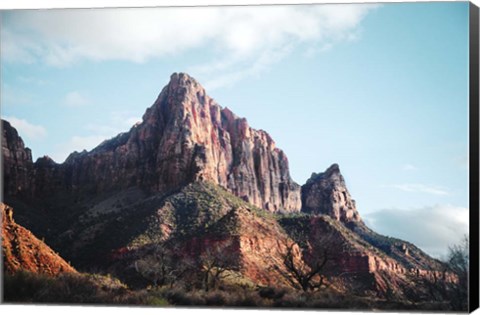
[0,2,470,257]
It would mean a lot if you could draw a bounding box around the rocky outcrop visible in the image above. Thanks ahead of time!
[279,214,455,297]
[301,164,361,222]
[2,73,301,213]
[133,72,301,212]
[1,203,76,275]
[1,120,34,197]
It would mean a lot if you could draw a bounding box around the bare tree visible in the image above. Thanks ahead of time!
[278,242,329,291]
[134,243,196,288]
[134,244,176,287]
[198,242,238,292]
[274,231,340,292]
[446,235,469,311]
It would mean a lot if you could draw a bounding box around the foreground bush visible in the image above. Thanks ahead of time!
[3,271,454,311]
[3,270,151,305]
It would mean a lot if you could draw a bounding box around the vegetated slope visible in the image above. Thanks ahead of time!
[64,182,299,289]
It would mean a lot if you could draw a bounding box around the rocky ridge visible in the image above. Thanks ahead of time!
[2,203,76,276]
[2,73,300,213]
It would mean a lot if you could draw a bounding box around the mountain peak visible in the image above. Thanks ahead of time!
[169,72,199,85]
[306,163,342,186]
[168,72,205,94]
[325,163,340,174]
[302,164,361,223]
[1,73,301,213]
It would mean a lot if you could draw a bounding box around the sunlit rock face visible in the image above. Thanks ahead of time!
[2,73,301,213]
[2,202,76,276]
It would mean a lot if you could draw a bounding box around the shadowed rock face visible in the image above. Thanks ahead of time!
[2,73,300,213]
[301,164,361,222]
[1,120,33,198]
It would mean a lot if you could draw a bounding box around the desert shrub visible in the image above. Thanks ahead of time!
[146,296,169,306]
[204,290,227,305]
[164,288,206,305]
[233,291,264,307]
[273,291,308,308]
[3,270,55,302]
[258,286,286,299]
[3,270,150,306]
[304,291,371,310]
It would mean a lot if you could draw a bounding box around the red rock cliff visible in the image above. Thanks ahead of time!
[43,73,301,212]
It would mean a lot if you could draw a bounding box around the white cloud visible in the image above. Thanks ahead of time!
[393,183,449,196]
[364,204,469,258]
[1,5,378,87]
[51,135,107,163]
[402,164,417,171]
[3,116,47,140]
[85,110,141,135]
[51,110,141,163]
[63,91,89,107]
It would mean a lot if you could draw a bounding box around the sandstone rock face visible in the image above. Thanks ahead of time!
[1,203,76,275]
[7,73,300,212]
[301,164,361,222]
[137,72,300,212]
[1,120,34,197]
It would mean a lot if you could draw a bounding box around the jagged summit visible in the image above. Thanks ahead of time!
[307,163,341,183]
[2,73,301,213]
[302,163,361,223]
[169,72,201,86]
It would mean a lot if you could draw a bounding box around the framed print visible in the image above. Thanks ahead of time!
[1,1,479,312]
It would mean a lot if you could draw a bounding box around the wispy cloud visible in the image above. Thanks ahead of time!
[17,75,50,86]
[364,204,469,258]
[2,4,378,88]
[392,183,449,196]
[1,84,33,107]
[51,110,141,163]
[3,116,47,140]
[63,91,90,107]
[85,110,141,135]
[401,164,417,171]
[51,135,107,163]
